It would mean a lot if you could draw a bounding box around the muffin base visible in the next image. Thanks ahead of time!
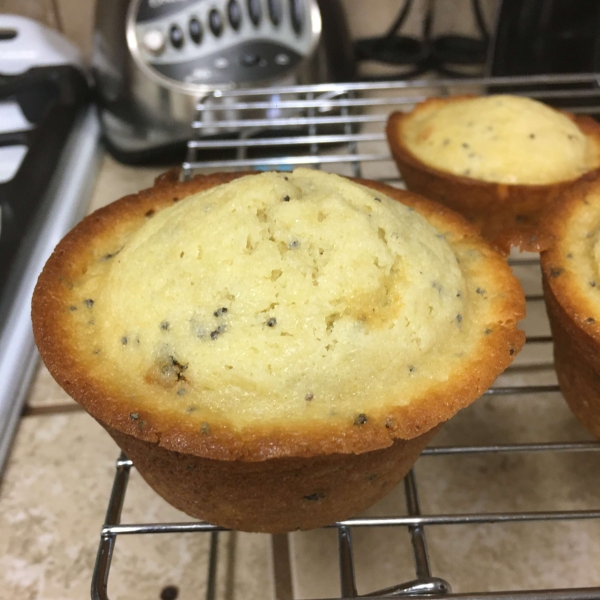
[105,421,439,533]
[543,276,600,438]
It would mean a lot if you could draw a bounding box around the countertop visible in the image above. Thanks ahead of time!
[1,152,600,600]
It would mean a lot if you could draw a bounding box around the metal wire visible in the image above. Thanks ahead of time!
[92,73,600,600]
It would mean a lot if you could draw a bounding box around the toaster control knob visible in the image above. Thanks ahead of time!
[241,52,260,67]
[169,24,184,49]
[209,9,224,37]
[189,17,203,44]
[247,0,261,26]
[275,52,290,65]
[289,0,303,34]
[228,0,242,31]
[141,29,166,55]
[268,0,282,26]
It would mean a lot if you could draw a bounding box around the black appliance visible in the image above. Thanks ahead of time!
[489,0,600,76]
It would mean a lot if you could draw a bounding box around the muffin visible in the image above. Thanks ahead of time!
[541,171,600,438]
[387,94,600,253]
[32,169,525,533]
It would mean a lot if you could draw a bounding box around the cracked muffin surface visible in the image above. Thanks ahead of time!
[399,95,600,185]
[32,169,525,461]
[387,95,600,253]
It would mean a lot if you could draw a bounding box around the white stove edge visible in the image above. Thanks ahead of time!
[0,106,101,476]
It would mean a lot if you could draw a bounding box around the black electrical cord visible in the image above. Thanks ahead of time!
[472,0,490,42]
[430,0,489,78]
[383,0,415,39]
[353,0,430,80]
[353,0,489,80]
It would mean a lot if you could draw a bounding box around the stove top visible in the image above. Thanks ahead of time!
[0,15,101,475]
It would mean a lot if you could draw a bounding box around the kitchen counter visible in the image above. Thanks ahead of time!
[2,152,600,600]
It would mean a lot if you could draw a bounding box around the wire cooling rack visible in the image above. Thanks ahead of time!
[92,74,600,600]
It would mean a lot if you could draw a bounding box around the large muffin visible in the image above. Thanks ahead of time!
[387,94,600,253]
[32,169,525,533]
[541,171,600,438]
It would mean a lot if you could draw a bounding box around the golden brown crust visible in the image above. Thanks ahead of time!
[32,170,525,462]
[105,421,440,533]
[386,95,600,254]
[540,172,600,438]
[542,279,600,438]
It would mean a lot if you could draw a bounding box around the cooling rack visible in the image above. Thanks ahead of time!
[92,73,600,600]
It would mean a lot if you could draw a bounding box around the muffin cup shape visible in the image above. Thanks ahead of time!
[386,96,600,254]
[541,173,600,438]
[32,170,526,533]
[104,421,440,533]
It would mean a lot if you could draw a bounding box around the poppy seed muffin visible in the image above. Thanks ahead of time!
[541,172,600,438]
[32,169,525,533]
[387,94,600,253]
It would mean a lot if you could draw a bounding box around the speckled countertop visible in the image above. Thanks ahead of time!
[1,151,600,600]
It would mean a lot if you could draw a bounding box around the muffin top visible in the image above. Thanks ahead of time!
[32,169,525,460]
[400,95,600,185]
[542,172,600,333]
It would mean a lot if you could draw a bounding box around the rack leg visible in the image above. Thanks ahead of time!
[272,534,294,600]
[205,530,219,600]
[403,467,451,595]
[338,525,358,598]
[91,453,132,600]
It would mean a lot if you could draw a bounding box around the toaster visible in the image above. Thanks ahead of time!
[92,0,354,163]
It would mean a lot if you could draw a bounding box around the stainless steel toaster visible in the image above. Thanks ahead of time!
[92,0,353,163]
